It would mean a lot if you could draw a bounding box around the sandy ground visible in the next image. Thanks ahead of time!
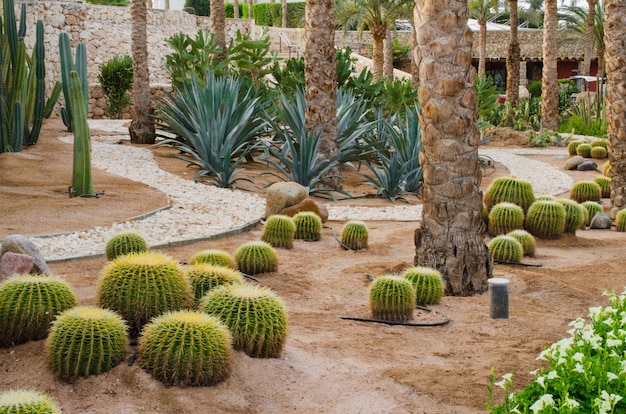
[1,120,625,413]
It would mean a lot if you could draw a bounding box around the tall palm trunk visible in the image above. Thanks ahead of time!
[605,0,626,215]
[304,0,341,189]
[478,18,487,75]
[234,0,239,18]
[371,25,386,80]
[411,11,420,87]
[541,0,558,131]
[211,0,227,61]
[248,0,253,19]
[383,28,394,79]
[581,0,597,91]
[282,0,287,27]
[413,0,492,296]
[506,0,520,107]
[129,0,155,144]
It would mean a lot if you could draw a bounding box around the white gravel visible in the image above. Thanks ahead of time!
[32,121,574,261]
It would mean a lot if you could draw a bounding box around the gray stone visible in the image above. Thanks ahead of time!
[265,182,308,219]
[0,252,34,282]
[564,156,585,170]
[590,212,612,229]
[0,234,51,275]
[576,161,598,171]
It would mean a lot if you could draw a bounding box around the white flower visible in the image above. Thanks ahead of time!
[606,338,623,348]
[572,352,585,363]
[535,376,546,389]
[607,372,618,382]
[573,363,585,374]
[494,373,513,389]
[546,370,559,380]
[529,394,555,413]
[565,398,580,409]
[603,317,614,326]
[621,361,626,374]
[589,306,603,321]
[569,318,585,330]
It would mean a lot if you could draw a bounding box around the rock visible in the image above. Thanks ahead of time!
[279,198,329,223]
[0,234,51,275]
[265,182,308,219]
[564,156,585,170]
[0,252,34,281]
[590,212,612,229]
[576,161,598,171]
[519,85,530,101]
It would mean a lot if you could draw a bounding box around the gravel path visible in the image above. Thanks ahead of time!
[32,121,574,261]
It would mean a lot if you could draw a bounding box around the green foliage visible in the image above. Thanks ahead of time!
[86,0,128,5]
[224,3,243,17]
[98,252,193,337]
[483,176,536,213]
[226,30,275,90]
[59,32,87,133]
[200,284,288,358]
[191,249,237,269]
[557,79,576,113]
[262,215,296,249]
[391,37,410,61]
[570,180,602,203]
[139,310,232,385]
[506,229,536,257]
[402,266,444,305]
[616,209,626,232]
[488,202,525,236]
[590,146,607,159]
[185,263,243,306]
[575,143,592,158]
[369,275,415,322]
[524,200,566,239]
[164,31,225,89]
[184,0,210,16]
[559,94,607,138]
[98,55,133,119]
[293,212,322,241]
[0,389,61,414]
[556,198,585,234]
[105,231,148,261]
[252,3,282,26]
[567,139,585,156]
[528,130,564,148]
[488,235,523,263]
[234,241,278,275]
[581,201,603,227]
[487,98,541,132]
[593,176,611,198]
[527,80,542,97]
[341,220,368,251]
[475,74,499,128]
[0,274,77,347]
[47,306,128,377]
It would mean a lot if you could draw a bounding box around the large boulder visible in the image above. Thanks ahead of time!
[590,212,612,230]
[279,198,329,223]
[265,182,308,219]
[564,156,585,171]
[0,252,34,282]
[576,161,598,171]
[0,234,51,275]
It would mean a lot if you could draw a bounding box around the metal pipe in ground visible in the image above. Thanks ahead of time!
[488,278,509,319]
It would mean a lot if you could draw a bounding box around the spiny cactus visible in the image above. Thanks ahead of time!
[575,143,592,158]
[590,138,609,149]
[488,235,523,263]
[482,204,489,227]
[536,194,557,202]
[524,200,566,239]
[293,212,322,241]
[616,209,626,232]
[185,263,243,306]
[234,241,278,275]
[488,202,524,236]
[341,220,369,251]
[105,231,148,261]
[567,140,586,156]
[590,146,607,159]
[507,229,536,257]
[369,275,416,322]
[98,252,193,337]
[139,310,232,386]
[262,215,296,249]
[483,176,535,212]
[0,274,77,347]
[593,176,611,198]
[570,180,602,203]
[556,198,585,234]
[403,267,444,305]
[603,161,612,177]
[190,249,237,269]
[581,201,603,227]
[47,306,128,377]
[200,284,288,358]
[0,389,61,414]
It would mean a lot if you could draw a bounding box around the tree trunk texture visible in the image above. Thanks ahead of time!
[304,0,341,189]
[506,0,520,107]
[371,25,386,80]
[211,0,227,61]
[234,0,239,18]
[129,0,155,144]
[282,0,287,28]
[604,0,626,215]
[478,19,486,76]
[541,0,558,131]
[581,0,597,91]
[411,12,420,87]
[248,0,253,20]
[383,28,394,80]
[413,0,492,296]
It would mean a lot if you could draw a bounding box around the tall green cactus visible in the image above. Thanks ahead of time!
[69,71,93,196]
[59,32,88,132]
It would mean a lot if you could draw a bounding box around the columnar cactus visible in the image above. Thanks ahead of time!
[105,231,148,260]
[570,180,602,203]
[0,274,77,347]
[368,275,416,322]
[47,306,128,377]
[190,249,237,269]
[185,263,243,305]
[593,176,611,198]
[234,241,278,275]
[590,146,607,159]
[139,310,232,386]
[200,284,288,358]
[0,389,61,414]
[98,252,193,337]
[488,202,525,236]
[567,140,586,156]
[262,215,296,249]
[616,209,626,232]
[575,143,592,158]
[581,201,603,227]
[524,200,566,239]
[556,199,585,234]
[341,220,369,251]
[293,212,322,241]
[488,235,524,262]
[507,229,536,257]
[402,266,444,305]
[483,176,535,212]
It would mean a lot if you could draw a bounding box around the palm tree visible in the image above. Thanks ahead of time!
[411,7,420,87]
[210,0,227,61]
[469,0,498,76]
[506,0,520,106]
[383,28,394,79]
[541,0,559,130]
[604,0,626,215]
[282,0,287,27]
[413,0,492,296]
[129,0,155,144]
[304,0,341,188]
[559,2,605,80]
[234,0,240,18]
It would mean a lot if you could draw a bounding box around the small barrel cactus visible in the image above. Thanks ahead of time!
[616,209,626,232]
[556,198,585,234]
[0,389,61,414]
[293,212,322,241]
[190,249,237,270]
[105,231,148,261]
[603,161,612,177]
[139,310,232,386]
[185,263,243,306]
[200,284,288,358]
[47,306,128,377]
[403,266,444,305]
[593,176,611,199]
[341,220,369,250]
[234,241,278,275]
[536,194,557,202]
[488,202,524,236]
[507,229,536,257]
[483,176,535,212]
[488,235,524,262]
[262,215,296,249]
[567,140,586,156]
[524,200,566,239]
[581,201,603,227]
[0,274,77,347]
[369,275,416,322]
[570,180,602,203]
[590,146,607,159]
[98,252,193,337]
[590,138,609,149]
[575,143,592,158]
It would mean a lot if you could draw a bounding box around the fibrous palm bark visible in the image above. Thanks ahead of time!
[541,0,558,131]
[282,0,287,27]
[411,10,420,87]
[506,0,520,107]
[478,18,487,75]
[413,0,492,296]
[383,28,394,79]
[210,0,227,61]
[581,0,598,91]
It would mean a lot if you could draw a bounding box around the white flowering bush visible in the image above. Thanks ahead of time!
[487,289,626,413]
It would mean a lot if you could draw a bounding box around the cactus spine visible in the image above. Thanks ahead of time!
[507,229,536,257]
[570,180,602,203]
[262,215,296,249]
[556,198,585,234]
[483,176,535,212]
[341,220,369,250]
[0,389,61,414]
[191,249,237,269]
[593,176,611,199]
[293,212,322,241]
[616,209,626,232]
[488,202,525,236]
[185,264,243,305]
[524,200,566,239]
[234,241,278,275]
[105,231,148,260]
[488,235,523,262]
[369,275,415,322]
[403,267,444,305]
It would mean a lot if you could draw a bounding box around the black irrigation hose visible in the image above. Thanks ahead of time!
[494,259,543,267]
[128,350,138,366]
[340,305,451,327]
[326,226,353,251]
[241,273,263,283]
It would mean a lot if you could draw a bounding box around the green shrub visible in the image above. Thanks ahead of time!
[341,221,369,251]
[488,235,523,262]
[483,176,535,212]
[86,0,128,5]
[224,2,243,17]
[0,389,61,414]
[293,212,322,241]
[593,176,611,198]
[527,80,542,97]
[616,209,626,232]
[98,55,133,119]
[507,229,536,257]
[262,215,296,249]
[369,275,415,322]
[488,202,525,236]
[184,0,210,16]
[104,231,148,261]
[185,264,243,305]
[556,198,585,234]
[524,200,566,239]
[190,249,237,269]
[402,267,444,305]
[581,201,603,227]
[234,241,278,275]
[575,143,592,158]
[570,180,602,203]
